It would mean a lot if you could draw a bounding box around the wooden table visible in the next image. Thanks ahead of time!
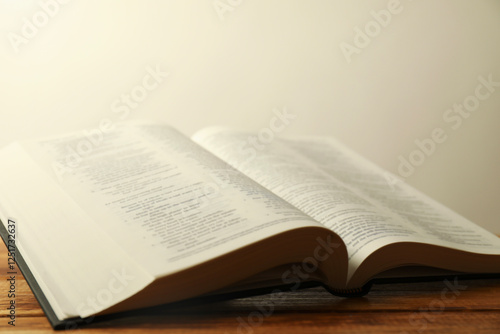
[0,247,499,333]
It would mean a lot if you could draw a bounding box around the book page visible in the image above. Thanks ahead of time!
[21,121,324,280]
[0,143,154,320]
[192,128,500,279]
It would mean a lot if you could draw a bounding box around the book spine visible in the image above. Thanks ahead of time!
[323,282,373,297]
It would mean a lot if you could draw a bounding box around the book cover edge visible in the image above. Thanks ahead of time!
[0,218,80,330]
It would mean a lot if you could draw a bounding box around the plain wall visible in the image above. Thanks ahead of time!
[0,0,499,233]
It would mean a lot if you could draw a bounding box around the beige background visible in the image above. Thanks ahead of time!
[0,0,499,233]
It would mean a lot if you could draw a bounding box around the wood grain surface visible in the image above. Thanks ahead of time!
[0,245,499,333]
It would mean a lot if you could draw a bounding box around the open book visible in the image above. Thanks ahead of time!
[0,120,499,328]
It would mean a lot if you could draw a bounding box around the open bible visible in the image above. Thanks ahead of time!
[0,120,499,328]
